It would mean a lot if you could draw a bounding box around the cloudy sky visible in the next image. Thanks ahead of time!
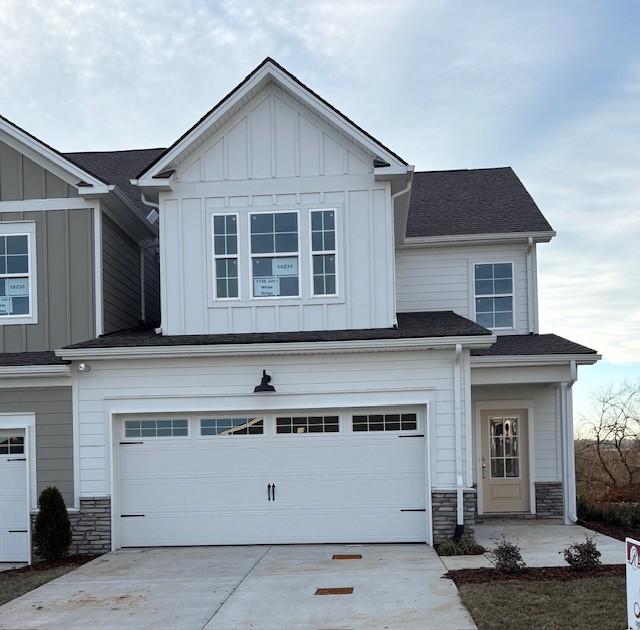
[1,0,638,415]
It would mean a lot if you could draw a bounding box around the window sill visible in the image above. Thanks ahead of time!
[0,316,38,326]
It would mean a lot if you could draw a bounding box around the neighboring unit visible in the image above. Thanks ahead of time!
[0,59,599,561]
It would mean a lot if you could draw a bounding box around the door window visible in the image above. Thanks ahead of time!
[489,416,520,478]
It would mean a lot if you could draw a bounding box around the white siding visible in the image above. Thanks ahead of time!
[395,243,532,334]
[160,83,394,335]
[75,349,467,497]
[472,383,560,483]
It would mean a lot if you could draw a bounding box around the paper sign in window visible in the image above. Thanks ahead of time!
[254,278,278,296]
[0,296,11,315]
[6,278,28,296]
[274,258,297,276]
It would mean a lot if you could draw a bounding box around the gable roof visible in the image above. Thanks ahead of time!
[135,57,407,181]
[406,167,554,239]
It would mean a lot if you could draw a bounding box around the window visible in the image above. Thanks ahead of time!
[250,212,299,297]
[489,416,520,478]
[200,417,263,436]
[276,415,339,434]
[0,233,32,318]
[213,215,239,299]
[352,413,417,432]
[474,263,514,329]
[0,433,24,455]
[310,209,336,295]
[124,419,188,438]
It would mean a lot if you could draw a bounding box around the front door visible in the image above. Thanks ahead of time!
[481,410,529,513]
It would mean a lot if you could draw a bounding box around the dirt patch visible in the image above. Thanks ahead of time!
[7,555,100,576]
[579,518,640,542]
[446,563,624,586]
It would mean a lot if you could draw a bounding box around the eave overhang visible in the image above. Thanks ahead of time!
[0,365,71,378]
[400,230,557,248]
[470,353,601,368]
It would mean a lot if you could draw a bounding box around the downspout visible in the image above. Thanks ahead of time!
[526,237,535,333]
[561,360,578,523]
[453,343,465,538]
[390,172,413,328]
[140,192,159,211]
[140,192,161,334]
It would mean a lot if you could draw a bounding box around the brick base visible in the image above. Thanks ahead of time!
[431,490,476,544]
[32,497,111,557]
[535,482,563,518]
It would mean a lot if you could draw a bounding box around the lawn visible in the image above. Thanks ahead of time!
[0,557,96,607]
[458,575,626,630]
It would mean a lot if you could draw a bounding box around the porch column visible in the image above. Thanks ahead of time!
[560,361,578,524]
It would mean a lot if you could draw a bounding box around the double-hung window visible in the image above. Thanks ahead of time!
[474,263,514,329]
[250,211,299,297]
[213,215,239,299]
[310,209,337,296]
[0,224,35,321]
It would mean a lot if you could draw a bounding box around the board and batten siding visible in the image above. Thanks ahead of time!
[102,213,143,334]
[74,350,468,497]
[0,387,74,506]
[0,209,95,352]
[160,83,395,335]
[395,244,532,334]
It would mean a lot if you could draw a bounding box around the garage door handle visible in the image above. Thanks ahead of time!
[272,483,276,501]
[267,483,272,501]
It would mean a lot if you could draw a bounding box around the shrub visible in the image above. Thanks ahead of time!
[578,495,640,529]
[489,536,526,573]
[436,533,485,556]
[562,535,602,570]
[33,486,72,563]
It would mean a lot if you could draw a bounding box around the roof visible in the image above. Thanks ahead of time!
[406,167,554,238]
[63,311,490,350]
[471,334,597,357]
[136,57,407,180]
[65,148,166,219]
[0,351,68,367]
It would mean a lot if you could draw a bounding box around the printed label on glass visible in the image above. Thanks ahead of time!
[254,277,278,296]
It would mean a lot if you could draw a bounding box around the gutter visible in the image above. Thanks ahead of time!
[470,354,601,367]
[400,231,556,248]
[0,365,70,377]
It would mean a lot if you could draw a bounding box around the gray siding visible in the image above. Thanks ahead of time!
[0,387,73,506]
[0,140,77,200]
[102,213,142,333]
[0,209,95,352]
[142,238,160,324]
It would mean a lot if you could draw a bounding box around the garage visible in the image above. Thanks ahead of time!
[116,408,428,547]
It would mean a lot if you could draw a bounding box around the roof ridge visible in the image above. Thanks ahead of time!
[64,147,166,155]
[413,166,513,174]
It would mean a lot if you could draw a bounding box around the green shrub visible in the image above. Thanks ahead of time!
[562,536,602,570]
[33,487,71,563]
[489,536,526,573]
[436,533,485,556]
[578,495,640,529]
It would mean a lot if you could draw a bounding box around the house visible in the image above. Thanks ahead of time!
[0,59,599,562]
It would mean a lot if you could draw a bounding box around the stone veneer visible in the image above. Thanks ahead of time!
[431,490,476,544]
[535,482,564,518]
[32,497,111,557]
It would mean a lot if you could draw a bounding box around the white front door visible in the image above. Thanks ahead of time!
[0,429,29,562]
[116,410,428,547]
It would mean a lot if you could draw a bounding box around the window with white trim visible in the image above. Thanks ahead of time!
[250,212,299,297]
[0,432,24,455]
[276,415,339,434]
[310,209,336,296]
[213,215,239,299]
[474,263,514,329]
[0,232,32,318]
[352,413,417,432]
[124,419,188,438]
[200,417,264,436]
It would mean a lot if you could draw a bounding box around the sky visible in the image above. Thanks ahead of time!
[0,0,638,417]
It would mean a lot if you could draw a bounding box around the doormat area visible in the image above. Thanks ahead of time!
[315,587,354,595]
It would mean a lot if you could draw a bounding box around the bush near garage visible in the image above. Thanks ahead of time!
[33,486,72,563]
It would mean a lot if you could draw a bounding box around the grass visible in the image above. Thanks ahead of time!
[458,576,626,630]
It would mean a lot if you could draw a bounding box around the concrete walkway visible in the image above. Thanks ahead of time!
[0,544,476,630]
[441,521,625,571]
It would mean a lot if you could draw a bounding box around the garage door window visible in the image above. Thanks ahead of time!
[352,413,417,432]
[200,417,264,436]
[0,434,24,455]
[276,416,339,434]
[124,419,188,438]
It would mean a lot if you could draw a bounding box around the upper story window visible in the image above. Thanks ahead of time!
[213,214,239,299]
[310,210,337,296]
[250,211,299,298]
[0,223,36,323]
[474,262,514,329]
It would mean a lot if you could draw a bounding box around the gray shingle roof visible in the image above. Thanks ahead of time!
[63,311,491,350]
[64,148,166,221]
[0,351,68,367]
[406,167,554,238]
[471,334,597,357]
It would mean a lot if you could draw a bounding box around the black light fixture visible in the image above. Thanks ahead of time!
[254,369,276,393]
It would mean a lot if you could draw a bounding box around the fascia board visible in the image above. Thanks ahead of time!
[471,354,602,367]
[0,365,70,377]
[400,231,557,248]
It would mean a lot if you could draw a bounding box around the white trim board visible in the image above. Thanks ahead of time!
[0,198,96,212]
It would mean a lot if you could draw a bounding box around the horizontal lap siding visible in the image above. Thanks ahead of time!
[102,214,142,333]
[0,387,74,506]
[396,244,531,334]
[76,350,462,496]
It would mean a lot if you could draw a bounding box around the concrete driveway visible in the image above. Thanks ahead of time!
[0,544,475,630]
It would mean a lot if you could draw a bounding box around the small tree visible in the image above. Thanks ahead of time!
[33,486,71,563]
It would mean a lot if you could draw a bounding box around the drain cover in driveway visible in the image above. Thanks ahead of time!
[315,587,354,595]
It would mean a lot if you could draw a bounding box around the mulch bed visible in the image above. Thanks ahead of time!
[578,518,639,543]
[7,555,99,576]
[446,564,624,586]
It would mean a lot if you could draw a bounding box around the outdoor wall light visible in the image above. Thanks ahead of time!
[254,369,275,393]
[77,362,92,373]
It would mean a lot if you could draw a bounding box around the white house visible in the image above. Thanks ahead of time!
[0,59,599,561]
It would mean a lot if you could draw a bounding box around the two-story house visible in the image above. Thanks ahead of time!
[0,59,599,562]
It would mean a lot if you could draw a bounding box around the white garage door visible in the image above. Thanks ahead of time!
[0,430,29,562]
[117,409,428,546]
